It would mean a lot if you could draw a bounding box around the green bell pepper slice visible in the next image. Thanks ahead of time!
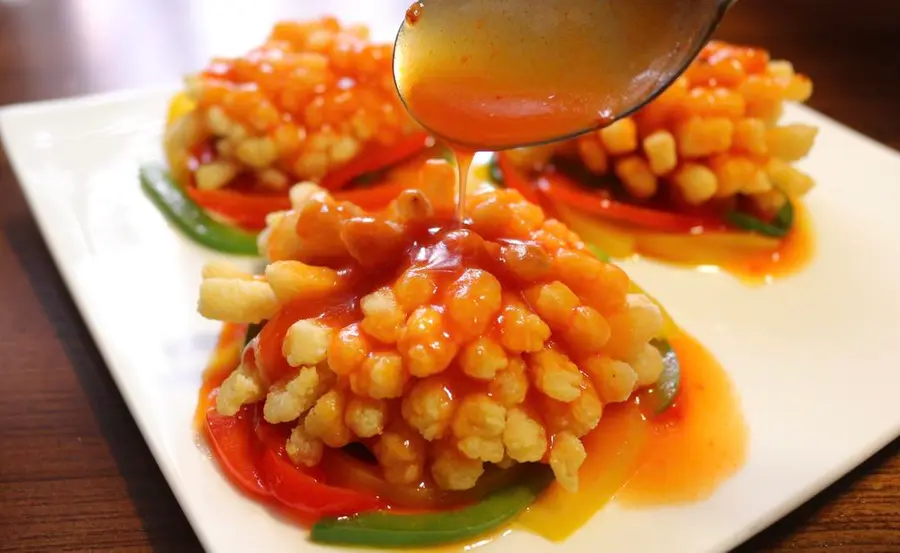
[647,338,681,414]
[139,164,259,256]
[588,244,680,414]
[310,466,553,548]
[725,198,794,238]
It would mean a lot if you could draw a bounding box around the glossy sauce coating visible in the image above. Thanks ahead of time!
[201,165,673,495]
[517,331,746,540]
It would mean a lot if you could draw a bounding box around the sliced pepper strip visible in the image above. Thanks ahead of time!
[333,179,410,210]
[639,339,682,415]
[310,466,553,547]
[184,134,434,228]
[206,400,384,518]
[726,199,794,238]
[139,164,259,255]
[536,170,728,233]
[493,152,542,204]
[493,153,727,233]
[259,449,385,518]
[320,132,434,191]
[205,406,271,499]
[186,187,291,231]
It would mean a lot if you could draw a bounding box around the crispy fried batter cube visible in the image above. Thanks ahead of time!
[283,319,332,367]
[345,396,388,438]
[528,349,584,402]
[500,242,553,282]
[350,351,408,399]
[561,305,611,355]
[431,442,485,491]
[286,423,324,467]
[603,294,665,360]
[265,261,341,304]
[541,381,603,437]
[399,307,458,377]
[360,287,406,344]
[327,323,371,376]
[263,364,333,423]
[341,216,408,268]
[304,388,351,448]
[402,377,456,441]
[629,343,665,388]
[374,423,426,485]
[217,362,265,416]
[525,281,580,329]
[503,407,548,462]
[499,299,551,354]
[393,270,437,312]
[584,356,638,403]
[549,431,587,492]
[459,337,509,381]
[451,394,507,441]
[446,269,503,337]
[489,357,530,406]
[198,278,278,323]
[554,250,629,316]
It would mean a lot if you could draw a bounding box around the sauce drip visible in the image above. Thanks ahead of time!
[454,148,475,221]
[405,1,424,24]
[728,202,814,283]
[394,0,719,150]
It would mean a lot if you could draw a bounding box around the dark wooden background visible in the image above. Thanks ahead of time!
[1,1,899,551]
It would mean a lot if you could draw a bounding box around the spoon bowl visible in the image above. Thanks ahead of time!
[393,0,738,151]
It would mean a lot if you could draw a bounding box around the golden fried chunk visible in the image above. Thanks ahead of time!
[166,18,420,191]
[201,161,670,493]
[503,41,818,211]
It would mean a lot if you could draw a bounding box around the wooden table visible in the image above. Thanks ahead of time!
[1,1,898,551]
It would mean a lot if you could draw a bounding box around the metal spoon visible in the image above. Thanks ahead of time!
[393,0,739,151]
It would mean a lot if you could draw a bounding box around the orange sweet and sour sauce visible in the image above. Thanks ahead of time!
[518,331,746,541]
[561,200,815,285]
[197,323,746,545]
[394,0,716,151]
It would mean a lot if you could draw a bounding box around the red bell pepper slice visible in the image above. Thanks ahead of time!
[495,153,726,233]
[536,171,727,232]
[205,406,271,499]
[206,401,383,518]
[256,298,354,384]
[186,133,432,229]
[494,153,542,205]
[320,132,433,191]
[256,302,310,385]
[187,187,290,231]
[259,448,385,517]
[333,179,410,210]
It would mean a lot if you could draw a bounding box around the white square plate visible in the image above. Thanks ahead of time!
[3,83,900,552]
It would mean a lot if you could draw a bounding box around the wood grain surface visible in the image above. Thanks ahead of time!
[1,1,898,551]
